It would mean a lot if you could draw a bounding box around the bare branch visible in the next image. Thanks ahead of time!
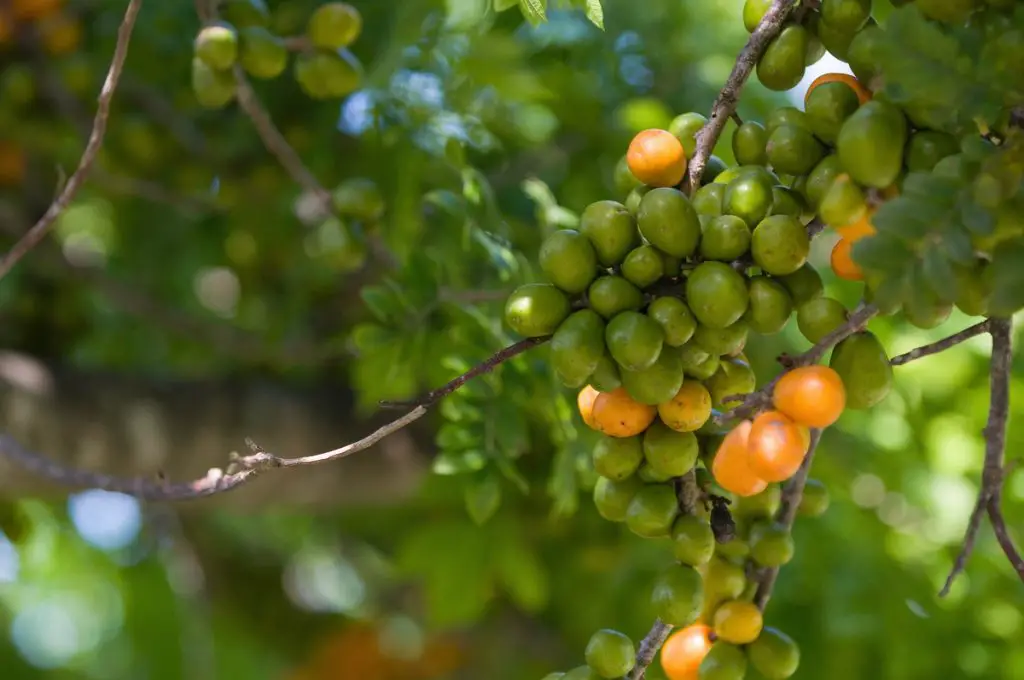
[685,0,797,193]
[890,320,991,366]
[988,488,1024,583]
[0,0,142,280]
[629,619,673,680]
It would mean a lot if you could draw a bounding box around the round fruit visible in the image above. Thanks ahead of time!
[830,237,864,281]
[771,186,806,222]
[772,365,846,428]
[294,48,363,99]
[626,484,680,537]
[747,410,808,482]
[905,130,959,172]
[818,173,867,228]
[648,297,697,347]
[643,421,700,477]
[194,23,239,70]
[692,320,749,357]
[627,129,687,188]
[551,309,606,388]
[734,484,782,519]
[579,200,641,266]
[751,215,809,276]
[651,565,704,627]
[686,262,750,329]
[622,349,686,405]
[702,557,747,607]
[539,229,599,294]
[847,24,884,85]
[626,186,651,215]
[661,624,713,680]
[579,385,601,429]
[805,81,862,145]
[221,0,270,27]
[765,107,809,134]
[815,16,859,61]
[584,629,636,678]
[711,420,767,497]
[637,188,701,258]
[563,665,600,680]
[766,123,824,176]
[697,642,748,680]
[591,387,659,437]
[777,264,823,305]
[638,464,674,484]
[331,178,385,221]
[796,297,848,344]
[307,2,362,50]
[593,475,644,522]
[836,100,909,189]
[733,121,768,166]
[692,183,725,217]
[829,331,893,409]
[820,0,871,34]
[589,276,645,319]
[903,297,954,330]
[504,284,571,337]
[704,356,756,409]
[798,478,830,517]
[723,173,774,227]
[713,600,764,644]
[191,57,237,108]
[804,155,844,210]
[681,346,719,381]
[621,245,665,289]
[746,276,793,334]
[591,353,623,392]
[238,27,288,79]
[668,112,708,157]
[748,627,801,680]
[743,0,773,31]
[749,521,795,567]
[606,311,664,371]
[658,382,713,432]
[835,211,876,241]
[672,515,715,566]
[614,154,643,197]
[757,25,809,91]
[700,215,751,261]
[593,435,644,481]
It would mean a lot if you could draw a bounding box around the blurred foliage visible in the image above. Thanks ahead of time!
[0,0,1022,679]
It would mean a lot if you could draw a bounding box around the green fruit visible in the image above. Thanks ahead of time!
[748,627,801,680]
[766,107,809,134]
[816,17,859,61]
[734,484,782,519]
[651,565,704,626]
[723,173,775,227]
[504,284,571,337]
[672,515,715,566]
[621,245,665,289]
[766,123,825,176]
[643,421,699,477]
[798,479,830,518]
[593,436,644,481]
[805,81,862,145]
[705,355,756,409]
[686,262,750,329]
[693,321,749,357]
[916,0,980,23]
[221,0,270,27]
[700,215,752,261]
[191,57,236,108]
[626,186,652,216]
[829,331,893,409]
[905,131,959,173]
[332,177,385,221]
[539,230,599,295]
[751,215,809,276]
[743,0,773,31]
[820,0,871,33]
[804,155,843,210]
[837,100,909,189]
[698,642,748,680]
[307,2,362,50]
[818,173,867,227]
[847,23,884,84]
[750,522,795,567]
[804,20,826,66]
[622,349,685,405]
[733,121,769,166]
[580,200,641,266]
[692,183,725,217]
[745,276,793,335]
[238,27,288,79]
[637,188,701,258]
[661,250,682,277]
[593,476,644,522]
[606,311,665,371]
[770,186,805,221]
[648,297,697,347]
[585,630,636,678]
[953,261,993,317]
[541,674,566,680]
[683,349,720,381]
[563,665,600,680]
[797,297,848,343]
[626,484,680,538]
[614,154,643,197]
[638,463,675,483]
[757,25,809,92]
[590,353,623,392]
[589,276,644,319]
[551,309,606,388]
[668,112,708,157]
[903,298,953,330]
[778,264,823,305]
[194,22,239,70]
[294,48,363,99]
[703,156,729,185]
[704,557,746,603]
[716,536,750,561]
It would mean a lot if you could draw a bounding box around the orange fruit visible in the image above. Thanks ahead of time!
[578,385,601,429]
[626,129,687,188]
[591,387,658,437]
[772,365,847,428]
[747,410,808,483]
[804,72,871,107]
[660,624,713,680]
[834,210,876,241]
[830,237,864,281]
[711,420,768,497]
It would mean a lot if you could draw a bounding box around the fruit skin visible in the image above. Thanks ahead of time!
[539,230,599,294]
[194,22,239,70]
[746,276,793,335]
[766,107,809,134]
[830,237,863,281]
[579,385,601,429]
[606,311,665,372]
[820,0,871,34]
[803,154,843,210]
[697,642,748,680]
[773,365,846,428]
[749,521,795,567]
[796,297,847,344]
[743,0,773,31]
[766,123,824,176]
[777,264,823,305]
[504,284,571,337]
[700,215,751,262]
[672,515,715,566]
[591,387,658,437]
[734,484,781,519]
[693,321,749,358]
[905,131,959,172]
[622,349,686,406]
[332,178,385,221]
[584,629,636,678]
[711,420,767,497]
[651,565,704,627]
[191,57,237,108]
[637,188,701,258]
[294,48,363,99]
[757,25,809,91]
[658,382,713,433]
[836,100,909,189]
[748,627,800,679]
[818,173,866,228]
[660,624,713,680]
[614,155,644,197]
[580,201,641,267]
[626,484,680,538]
[307,2,362,50]
[723,173,774,228]
[732,121,768,166]
[593,435,643,481]
[551,310,606,388]
[685,262,750,330]
[589,276,644,319]
[669,112,708,157]
[648,297,697,347]
[621,245,665,289]
[643,421,699,477]
[238,27,288,79]
[846,24,884,86]
[747,410,808,483]
[804,81,862,145]
[829,331,892,409]
[692,183,725,217]
[751,215,809,276]
[593,476,644,522]
[798,478,830,517]
[563,665,601,680]
[590,354,623,392]
[713,600,764,644]
[627,129,687,188]
[221,0,271,28]
[815,16,860,61]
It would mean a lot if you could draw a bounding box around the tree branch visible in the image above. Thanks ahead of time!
[890,319,991,366]
[685,0,797,193]
[0,0,142,280]
[628,619,673,680]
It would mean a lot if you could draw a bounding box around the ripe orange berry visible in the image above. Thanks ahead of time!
[660,624,713,680]
[626,129,687,188]
[772,365,847,428]
[747,410,808,483]
[711,420,768,497]
[830,237,864,281]
[834,211,876,241]
[578,385,600,430]
[804,72,872,107]
[591,387,658,437]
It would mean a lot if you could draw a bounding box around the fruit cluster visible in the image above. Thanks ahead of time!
[191,0,365,109]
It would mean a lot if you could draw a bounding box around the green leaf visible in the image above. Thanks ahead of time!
[433,449,489,475]
[360,285,406,324]
[921,243,957,303]
[852,233,915,273]
[349,323,394,353]
[494,0,519,11]
[437,421,484,450]
[465,473,502,525]
[493,522,550,613]
[518,0,547,25]
[583,0,604,29]
[547,446,580,517]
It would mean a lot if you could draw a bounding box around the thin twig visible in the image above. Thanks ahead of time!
[628,620,673,680]
[685,0,796,193]
[0,0,142,280]
[890,320,991,366]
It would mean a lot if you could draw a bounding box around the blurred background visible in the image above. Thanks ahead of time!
[1,0,1023,678]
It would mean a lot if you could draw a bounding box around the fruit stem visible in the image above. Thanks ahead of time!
[889,319,991,366]
[627,619,674,680]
